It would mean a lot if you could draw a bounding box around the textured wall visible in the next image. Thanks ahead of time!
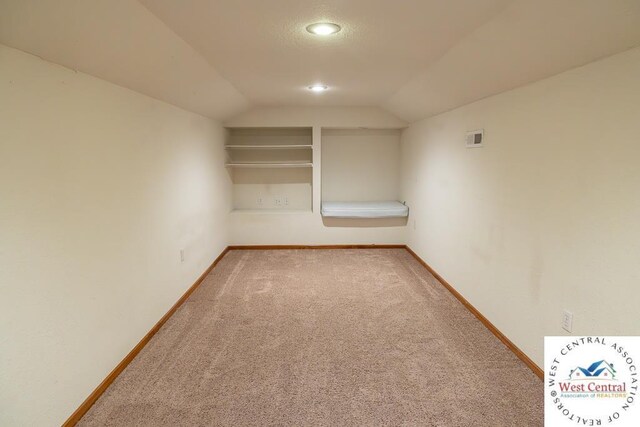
[0,44,231,425]
[401,47,640,367]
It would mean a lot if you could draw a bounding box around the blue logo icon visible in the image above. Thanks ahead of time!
[568,360,616,380]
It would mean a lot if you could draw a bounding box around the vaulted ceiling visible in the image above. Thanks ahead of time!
[2,0,640,122]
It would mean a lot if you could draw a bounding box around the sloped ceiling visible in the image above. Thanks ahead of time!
[1,0,640,122]
[139,0,511,109]
[385,0,640,121]
[0,0,248,120]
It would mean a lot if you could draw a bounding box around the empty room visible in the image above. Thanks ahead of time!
[2,0,640,426]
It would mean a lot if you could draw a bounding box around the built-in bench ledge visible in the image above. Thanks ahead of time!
[320,201,409,219]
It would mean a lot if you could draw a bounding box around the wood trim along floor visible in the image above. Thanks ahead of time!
[65,243,541,425]
[228,244,406,250]
[404,246,544,379]
[63,247,230,427]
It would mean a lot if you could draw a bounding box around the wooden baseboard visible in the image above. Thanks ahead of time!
[63,247,230,426]
[404,246,543,379]
[228,244,406,250]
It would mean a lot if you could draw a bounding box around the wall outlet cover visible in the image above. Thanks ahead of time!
[561,310,573,333]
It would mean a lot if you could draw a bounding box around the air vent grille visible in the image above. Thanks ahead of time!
[466,129,484,148]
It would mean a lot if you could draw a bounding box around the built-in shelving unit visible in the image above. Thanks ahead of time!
[321,128,407,223]
[226,127,313,212]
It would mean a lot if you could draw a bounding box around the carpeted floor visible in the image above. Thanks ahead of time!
[79,249,543,426]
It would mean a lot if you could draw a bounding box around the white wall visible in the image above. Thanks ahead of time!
[227,108,408,245]
[0,45,231,426]
[225,106,407,129]
[401,47,640,367]
[322,129,401,203]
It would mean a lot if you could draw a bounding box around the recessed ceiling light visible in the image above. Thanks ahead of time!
[306,22,341,36]
[308,84,328,92]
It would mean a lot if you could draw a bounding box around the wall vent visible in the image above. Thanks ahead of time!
[466,129,484,148]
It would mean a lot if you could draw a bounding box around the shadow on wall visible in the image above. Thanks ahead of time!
[322,217,408,228]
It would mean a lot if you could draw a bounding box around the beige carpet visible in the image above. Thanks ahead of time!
[79,249,543,426]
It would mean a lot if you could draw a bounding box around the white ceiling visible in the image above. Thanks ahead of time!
[386,0,640,121]
[0,0,248,120]
[139,0,510,108]
[2,0,640,122]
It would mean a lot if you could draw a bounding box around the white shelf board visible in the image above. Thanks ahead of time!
[226,162,313,168]
[225,145,312,150]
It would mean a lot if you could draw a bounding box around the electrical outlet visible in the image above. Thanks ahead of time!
[257,197,263,206]
[284,196,289,206]
[275,198,282,206]
[562,310,573,333]
[180,249,185,263]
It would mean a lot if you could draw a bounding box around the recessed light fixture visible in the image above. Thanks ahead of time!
[308,84,328,92]
[306,22,341,36]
